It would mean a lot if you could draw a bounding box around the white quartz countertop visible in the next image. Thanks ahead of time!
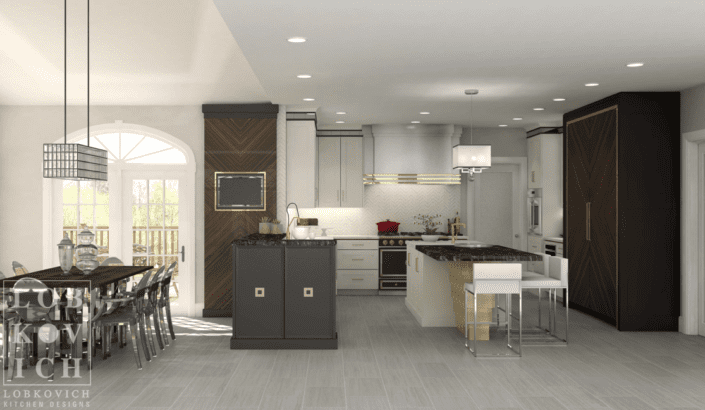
[544,237,564,243]
[331,235,380,239]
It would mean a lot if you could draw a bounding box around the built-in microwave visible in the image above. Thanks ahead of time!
[528,197,542,235]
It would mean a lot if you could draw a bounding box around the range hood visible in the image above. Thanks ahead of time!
[364,124,462,185]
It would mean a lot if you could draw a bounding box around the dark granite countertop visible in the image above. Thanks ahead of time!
[232,233,336,247]
[417,245,543,262]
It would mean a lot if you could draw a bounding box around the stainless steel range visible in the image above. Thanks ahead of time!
[378,232,451,293]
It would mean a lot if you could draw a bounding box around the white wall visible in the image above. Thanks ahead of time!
[682,83,705,134]
[0,105,205,303]
[299,184,460,235]
[459,127,528,157]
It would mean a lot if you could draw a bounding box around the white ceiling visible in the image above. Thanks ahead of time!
[3,1,705,130]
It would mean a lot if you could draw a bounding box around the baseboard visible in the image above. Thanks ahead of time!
[195,303,204,317]
[203,308,232,317]
[337,289,379,296]
[679,316,683,333]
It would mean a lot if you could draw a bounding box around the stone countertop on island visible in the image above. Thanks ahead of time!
[232,233,336,247]
[417,245,543,262]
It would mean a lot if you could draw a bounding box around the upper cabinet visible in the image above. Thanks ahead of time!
[528,137,542,188]
[286,120,317,208]
[527,132,563,238]
[317,137,363,207]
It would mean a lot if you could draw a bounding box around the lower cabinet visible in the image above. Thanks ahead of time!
[232,243,337,349]
[336,240,379,291]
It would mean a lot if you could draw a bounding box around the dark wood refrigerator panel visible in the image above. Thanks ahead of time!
[566,107,618,323]
[285,246,336,339]
[618,208,679,330]
[233,246,284,338]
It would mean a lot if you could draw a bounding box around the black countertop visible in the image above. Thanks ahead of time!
[417,245,543,262]
[232,233,336,247]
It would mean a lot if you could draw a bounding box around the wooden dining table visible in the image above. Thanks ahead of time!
[2,265,154,367]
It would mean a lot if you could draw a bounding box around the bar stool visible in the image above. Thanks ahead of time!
[464,263,522,357]
[521,256,568,345]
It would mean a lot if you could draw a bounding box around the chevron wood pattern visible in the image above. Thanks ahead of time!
[204,117,277,316]
[566,106,617,323]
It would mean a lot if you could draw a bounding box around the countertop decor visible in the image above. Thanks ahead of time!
[417,245,543,262]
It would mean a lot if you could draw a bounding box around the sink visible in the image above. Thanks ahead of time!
[453,241,492,248]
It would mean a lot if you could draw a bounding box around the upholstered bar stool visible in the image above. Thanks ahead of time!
[465,263,522,357]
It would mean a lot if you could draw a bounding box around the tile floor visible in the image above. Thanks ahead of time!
[3,295,705,410]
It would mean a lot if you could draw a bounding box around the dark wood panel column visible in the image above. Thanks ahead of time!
[203,104,279,317]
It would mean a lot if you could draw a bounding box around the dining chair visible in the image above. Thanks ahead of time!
[99,257,126,345]
[464,263,522,357]
[11,261,28,276]
[158,262,177,344]
[6,278,74,382]
[145,267,168,353]
[0,271,19,370]
[91,269,154,370]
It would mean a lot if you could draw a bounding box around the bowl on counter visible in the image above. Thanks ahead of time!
[421,235,440,242]
[292,226,311,239]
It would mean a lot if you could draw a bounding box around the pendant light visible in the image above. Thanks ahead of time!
[452,89,491,180]
[43,0,108,181]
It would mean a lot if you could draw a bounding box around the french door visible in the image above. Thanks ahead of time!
[122,170,191,315]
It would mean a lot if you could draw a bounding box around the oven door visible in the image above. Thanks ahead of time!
[379,248,407,278]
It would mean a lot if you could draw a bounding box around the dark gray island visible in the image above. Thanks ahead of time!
[231,234,338,349]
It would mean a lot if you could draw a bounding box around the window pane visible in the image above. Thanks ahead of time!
[79,181,94,204]
[149,231,164,255]
[96,181,109,204]
[149,205,164,229]
[132,205,147,229]
[79,205,94,229]
[63,181,77,204]
[96,205,109,228]
[121,133,143,160]
[63,230,78,245]
[165,180,178,204]
[165,205,178,228]
[165,230,178,255]
[133,256,147,266]
[132,231,148,254]
[133,180,147,204]
[63,206,77,229]
[124,137,171,160]
[149,180,163,204]
[95,230,109,251]
[149,256,164,270]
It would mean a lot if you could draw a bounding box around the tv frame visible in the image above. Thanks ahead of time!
[214,171,266,211]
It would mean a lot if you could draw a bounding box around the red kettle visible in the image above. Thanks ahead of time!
[376,219,400,233]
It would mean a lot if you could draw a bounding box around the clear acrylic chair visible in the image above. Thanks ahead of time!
[11,261,28,276]
[158,262,177,344]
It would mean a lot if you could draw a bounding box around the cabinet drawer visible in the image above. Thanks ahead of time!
[337,270,378,289]
[336,240,379,250]
[336,250,378,269]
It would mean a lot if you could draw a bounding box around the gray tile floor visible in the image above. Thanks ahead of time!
[3,295,705,410]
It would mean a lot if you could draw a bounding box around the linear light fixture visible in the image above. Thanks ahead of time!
[363,174,461,185]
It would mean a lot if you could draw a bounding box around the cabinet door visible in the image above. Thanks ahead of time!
[287,120,317,208]
[566,107,617,322]
[528,137,541,188]
[341,137,363,207]
[317,137,341,207]
[233,246,284,338]
[285,247,335,338]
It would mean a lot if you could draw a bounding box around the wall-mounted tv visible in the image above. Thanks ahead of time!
[215,172,266,211]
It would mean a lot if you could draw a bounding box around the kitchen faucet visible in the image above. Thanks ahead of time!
[285,203,300,240]
[451,222,466,244]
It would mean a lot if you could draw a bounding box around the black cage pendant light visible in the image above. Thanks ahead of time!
[43,0,107,181]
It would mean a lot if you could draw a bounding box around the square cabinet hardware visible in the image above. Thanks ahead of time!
[304,287,314,297]
[255,287,265,297]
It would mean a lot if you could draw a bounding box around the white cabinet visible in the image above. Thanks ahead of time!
[287,120,317,208]
[528,235,543,272]
[527,133,563,238]
[317,137,363,208]
[528,137,541,188]
[336,240,378,290]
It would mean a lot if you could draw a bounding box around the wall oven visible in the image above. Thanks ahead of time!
[528,197,542,235]
[378,236,411,293]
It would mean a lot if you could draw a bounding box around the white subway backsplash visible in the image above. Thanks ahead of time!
[299,184,461,235]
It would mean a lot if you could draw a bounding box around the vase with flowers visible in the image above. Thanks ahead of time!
[414,213,442,242]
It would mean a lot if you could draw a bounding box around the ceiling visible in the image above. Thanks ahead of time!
[3,1,705,130]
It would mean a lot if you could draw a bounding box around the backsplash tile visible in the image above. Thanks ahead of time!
[299,184,461,235]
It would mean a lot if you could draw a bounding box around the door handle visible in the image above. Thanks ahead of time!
[415,257,418,272]
[304,287,313,297]
[586,202,591,241]
[407,253,411,266]
[531,171,535,183]
[179,246,185,262]
[352,258,364,261]
[255,287,265,297]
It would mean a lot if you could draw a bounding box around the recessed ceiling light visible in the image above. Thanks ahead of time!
[513,118,522,120]
[336,112,346,115]
[585,83,599,87]
[297,74,312,79]
[336,121,345,123]
[287,37,306,43]
[553,98,566,101]
[303,98,315,101]
[533,108,544,111]
[420,112,430,115]
[411,121,420,124]
[499,125,508,127]
[626,62,644,67]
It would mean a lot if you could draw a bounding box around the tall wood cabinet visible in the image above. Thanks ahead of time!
[317,137,363,207]
[563,92,680,331]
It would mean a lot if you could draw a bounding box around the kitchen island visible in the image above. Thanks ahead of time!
[231,234,338,349]
[406,241,541,340]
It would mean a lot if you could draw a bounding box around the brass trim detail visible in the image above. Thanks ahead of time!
[304,287,313,297]
[255,287,265,297]
[566,105,618,126]
[415,257,418,272]
[363,173,461,185]
[214,171,266,212]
